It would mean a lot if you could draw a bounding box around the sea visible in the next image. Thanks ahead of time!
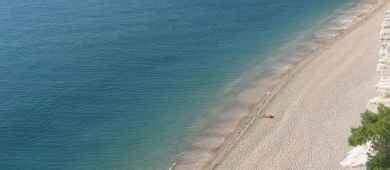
[0,0,360,169]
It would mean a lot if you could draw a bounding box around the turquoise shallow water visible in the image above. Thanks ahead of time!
[0,0,354,169]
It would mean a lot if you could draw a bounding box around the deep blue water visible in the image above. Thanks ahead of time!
[1,0,354,169]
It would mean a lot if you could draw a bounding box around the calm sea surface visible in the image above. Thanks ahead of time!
[1,0,354,169]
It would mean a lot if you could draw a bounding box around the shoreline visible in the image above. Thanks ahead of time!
[214,0,385,169]
[171,0,384,169]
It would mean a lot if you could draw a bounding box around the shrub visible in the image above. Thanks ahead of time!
[348,105,390,170]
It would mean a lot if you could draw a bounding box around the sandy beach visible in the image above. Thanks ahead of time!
[210,2,386,170]
[172,0,388,169]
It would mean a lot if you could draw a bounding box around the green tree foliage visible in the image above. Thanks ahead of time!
[349,105,390,170]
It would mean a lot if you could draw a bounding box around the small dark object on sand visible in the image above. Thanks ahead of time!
[262,113,275,119]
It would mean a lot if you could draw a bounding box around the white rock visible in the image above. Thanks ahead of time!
[340,143,373,168]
